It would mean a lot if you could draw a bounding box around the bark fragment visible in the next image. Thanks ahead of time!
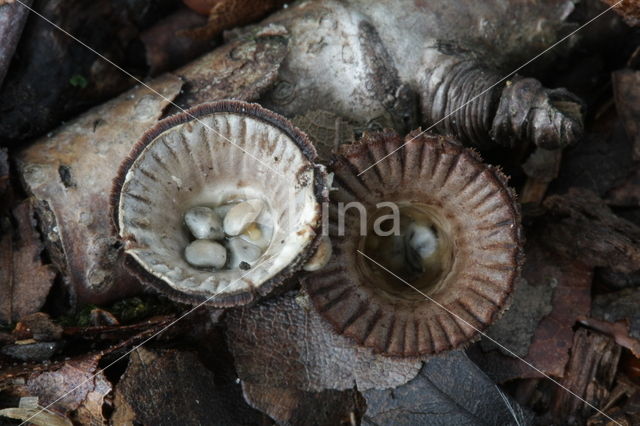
[542,188,640,274]
[16,75,183,307]
[606,168,640,206]
[612,68,640,160]
[182,0,287,38]
[521,147,563,204]
[549,328,621,424]
[578,316,640,358]
[259,0,582,149]
[165,27,288,114]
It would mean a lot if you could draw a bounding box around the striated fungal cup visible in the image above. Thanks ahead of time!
[111,101,327,307]
[302,130,524,357]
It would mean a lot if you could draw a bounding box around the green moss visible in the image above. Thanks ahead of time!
[56,295,180,327]
[69,74,88,89]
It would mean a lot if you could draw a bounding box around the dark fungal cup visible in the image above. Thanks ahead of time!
[302,130,524,357]
[111,100,328,307]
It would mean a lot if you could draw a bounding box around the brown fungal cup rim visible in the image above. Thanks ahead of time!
[111,100,327,307]
[302,129,524,357]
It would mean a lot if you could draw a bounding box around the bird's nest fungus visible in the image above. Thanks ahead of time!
[111,101,327,307]
[302,130,524,357]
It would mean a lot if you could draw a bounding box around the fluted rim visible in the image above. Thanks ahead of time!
[302,130,523,357]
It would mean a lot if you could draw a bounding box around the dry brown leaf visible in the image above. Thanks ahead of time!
[225,291,422,392]
[363,351,533,425]
[112,347,265,425]
[25,354,111,421]
[242,382,364,425]
[0,407,71,426]
[292,110,355,162]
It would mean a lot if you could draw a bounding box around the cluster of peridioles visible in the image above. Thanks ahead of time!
[183,200,273,271]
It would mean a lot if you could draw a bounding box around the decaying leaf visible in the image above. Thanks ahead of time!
[111,347,266,425]
[25,354,111,420]
[225,291,422,392]
[480,277,554,358]
[362,350,533,425]
[0,353,111,424]
[549,328,621,424]
[0,199,56,324]
[292,110,355,161]
[242,382,364,426]
[473,237,591,382]
[0,407,71,426]
[12,312,63,341]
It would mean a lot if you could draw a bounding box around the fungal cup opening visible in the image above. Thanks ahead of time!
[115,102,325,304]
[358,203,455,301]
[303,132,523,356]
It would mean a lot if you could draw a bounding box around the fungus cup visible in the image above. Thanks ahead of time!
[302,130,524,357]
[111,100,327,307]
